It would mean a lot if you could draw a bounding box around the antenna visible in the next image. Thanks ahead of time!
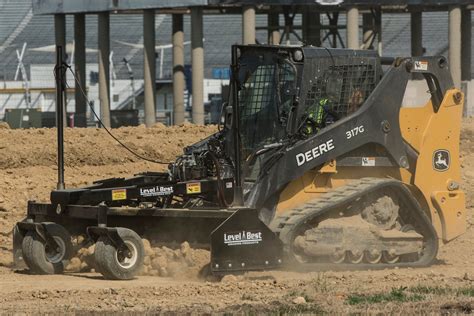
[55,45,66,190]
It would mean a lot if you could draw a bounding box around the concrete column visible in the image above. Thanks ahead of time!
[302,7,321,46]
[410,11,423,56]
[461,9,471,81]
[268,8,280,45]
[74,14,87,127]
[242,5,256,45]
[191,7,204,125]
[449,6,462,88]
[143,10,156,127]
[98,12,111,128]
[172,14,185,125]
[346,6,359,49]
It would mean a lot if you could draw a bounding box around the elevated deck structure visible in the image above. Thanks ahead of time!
[3,0,473,125]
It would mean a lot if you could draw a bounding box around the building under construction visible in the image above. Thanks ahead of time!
[0,0,473,127]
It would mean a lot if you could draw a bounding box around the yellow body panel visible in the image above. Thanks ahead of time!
[401,90,466,241]
[276,89,466,242]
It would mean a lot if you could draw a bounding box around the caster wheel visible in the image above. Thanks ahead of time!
[21,223,73,274]
[94,228,144,280]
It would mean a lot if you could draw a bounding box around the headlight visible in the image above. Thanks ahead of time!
[293,49,304,62]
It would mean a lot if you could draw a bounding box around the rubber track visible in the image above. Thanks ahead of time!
[269,177,439,271]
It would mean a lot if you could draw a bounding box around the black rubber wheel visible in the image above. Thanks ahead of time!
[94,228,144,280]
[21,223,73,274]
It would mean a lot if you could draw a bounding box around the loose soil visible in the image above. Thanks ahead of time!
[0,120,472,314]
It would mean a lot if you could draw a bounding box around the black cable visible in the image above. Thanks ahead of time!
[63,63,172,165]
[323,47,336,69]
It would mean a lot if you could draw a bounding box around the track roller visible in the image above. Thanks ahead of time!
[365,249,382,264]
[331,250,346,264]
[382,250,400,263]
[347,250,364,264]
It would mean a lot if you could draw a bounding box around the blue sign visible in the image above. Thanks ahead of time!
[212,67,230,80]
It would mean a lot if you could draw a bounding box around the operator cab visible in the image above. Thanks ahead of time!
[227,45,383,183]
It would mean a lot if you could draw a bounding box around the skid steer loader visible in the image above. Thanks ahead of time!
[13,45,466,279]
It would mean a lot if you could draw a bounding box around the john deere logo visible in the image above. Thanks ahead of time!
[433,150,450,172]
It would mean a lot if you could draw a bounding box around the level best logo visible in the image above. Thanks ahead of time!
[433,149,450,172]
[139,185,173,197]
[224,231,262,246]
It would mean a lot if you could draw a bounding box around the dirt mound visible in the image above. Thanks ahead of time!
[0,124,217,169]
[0,121,10,129]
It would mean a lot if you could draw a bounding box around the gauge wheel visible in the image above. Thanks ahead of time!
[21,223,73,274]
[94,228,144,280]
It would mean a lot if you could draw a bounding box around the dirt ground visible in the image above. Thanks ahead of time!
[0,120,473,314]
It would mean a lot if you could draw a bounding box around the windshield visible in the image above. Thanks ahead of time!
[238,58,295,161]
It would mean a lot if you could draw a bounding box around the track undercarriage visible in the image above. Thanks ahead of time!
[268,178,438,271]
[293,202,424,265]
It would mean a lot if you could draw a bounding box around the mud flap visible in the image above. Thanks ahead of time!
[210,208,283,274]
